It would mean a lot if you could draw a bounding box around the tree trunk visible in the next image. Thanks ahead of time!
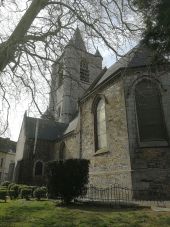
[0,0,48,72]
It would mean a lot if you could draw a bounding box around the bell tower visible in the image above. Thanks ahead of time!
[48,28,103,123]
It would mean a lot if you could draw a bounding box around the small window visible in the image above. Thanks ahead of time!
[34,161,43,176]
[94,99,107,150]
[80,58,89,82]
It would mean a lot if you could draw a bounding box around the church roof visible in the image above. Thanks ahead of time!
[63,114,79,135]
[68,27,86,51]
[93,44,164,89]
[25,117,68,141]
[80,44,167,101]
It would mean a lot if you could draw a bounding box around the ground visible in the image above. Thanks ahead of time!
[0,200,170,227]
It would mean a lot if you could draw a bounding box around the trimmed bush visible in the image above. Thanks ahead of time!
[20,188,32,200]
[8,183,15,191]
[0,189,7,202]
[1,181,10,187]
[8,190,15,200]
[29,186,38,197]
[33,187,47,200]
[46,159,89,204]
[9,184,20,199]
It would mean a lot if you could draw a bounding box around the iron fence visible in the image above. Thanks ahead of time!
[79,184,166,207]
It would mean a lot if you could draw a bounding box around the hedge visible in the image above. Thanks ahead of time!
[20,188,32,200]
[33,187,47,200]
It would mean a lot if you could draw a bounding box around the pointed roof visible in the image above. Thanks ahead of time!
[68,27,86,51]
[95,48,102,58]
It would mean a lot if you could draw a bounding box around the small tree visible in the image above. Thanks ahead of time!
[46,159,89,204]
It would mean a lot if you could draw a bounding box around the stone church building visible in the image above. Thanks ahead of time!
[14,28,170,198]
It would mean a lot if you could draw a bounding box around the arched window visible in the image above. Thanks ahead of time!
[135,79,167,142]
[95,98,107,150]
[59,143,66,161]
[80,58,89,82]
[34,161,43,176]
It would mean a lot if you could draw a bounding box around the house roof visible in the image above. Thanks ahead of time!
[0,137,16,153]
[25,117,68,141]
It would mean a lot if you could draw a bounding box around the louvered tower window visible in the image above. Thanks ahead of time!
[80,58,89,82]
[135,79,167,142]
[58,63,63,87]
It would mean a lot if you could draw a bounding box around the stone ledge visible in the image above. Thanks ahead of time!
[93,148,109,156]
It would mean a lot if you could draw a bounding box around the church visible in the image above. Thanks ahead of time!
[14,28,170,199]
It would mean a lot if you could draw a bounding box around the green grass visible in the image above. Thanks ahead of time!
[0,200,170,227]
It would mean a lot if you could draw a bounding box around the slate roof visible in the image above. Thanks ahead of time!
[64,114,79,135]
[25,117,68,141]
[0,137,16,153]
[87,44,162,92]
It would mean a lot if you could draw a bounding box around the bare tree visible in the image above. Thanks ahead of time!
[0,0,142,135]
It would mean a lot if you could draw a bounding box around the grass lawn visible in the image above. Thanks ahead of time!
[0,200,170,227]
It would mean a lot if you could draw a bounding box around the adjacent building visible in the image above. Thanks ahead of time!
[0,137,16,183]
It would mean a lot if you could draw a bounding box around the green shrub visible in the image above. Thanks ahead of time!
[46,159,89,204]
[0,189,7,202]
[20,188,32,200]
[18,184,28,196]
[1,181,10,187]
[9,184,20,199]
[8,190,15,200]
[8,183,15,191]
[29,186,38,197]
[33,187,47,200]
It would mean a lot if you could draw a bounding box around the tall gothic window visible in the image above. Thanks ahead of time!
[80,58,89,82]
[95,99,107,150]
[34,161,43,176]
[135,79,167,142]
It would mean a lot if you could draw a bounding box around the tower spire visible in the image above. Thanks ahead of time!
[71,27,86,51]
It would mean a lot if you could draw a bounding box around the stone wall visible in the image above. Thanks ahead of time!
[54,133,80,160]
[80,78,132,188]
[124,66,170,197]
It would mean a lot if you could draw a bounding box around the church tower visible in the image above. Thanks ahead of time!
[49,28,103,123]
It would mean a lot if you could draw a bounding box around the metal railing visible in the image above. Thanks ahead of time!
[79,184,166,207]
